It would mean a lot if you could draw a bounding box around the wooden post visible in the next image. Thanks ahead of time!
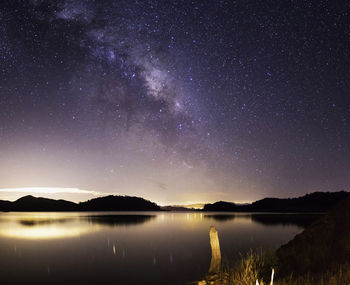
[196,226,222,285]
[208,226,221,275]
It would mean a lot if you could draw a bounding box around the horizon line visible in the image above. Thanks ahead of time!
[0,187,347,206]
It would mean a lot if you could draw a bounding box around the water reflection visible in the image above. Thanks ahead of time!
[0,212,321,240]
[0,212,312,285]
[0,213,156,240]
[204,213,322,227]
[83,214,156,226]
[19,218,71,226]
[251,213,323,228]
[204,214,236,222]
[0,222,97,239]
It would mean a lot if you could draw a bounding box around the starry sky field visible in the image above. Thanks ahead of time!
[0,0,349,205]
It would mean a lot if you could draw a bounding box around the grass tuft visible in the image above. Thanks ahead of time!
[207,250,350,285]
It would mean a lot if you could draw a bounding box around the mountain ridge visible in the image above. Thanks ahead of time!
[0,191,348,212]
[203,191,349,212]
[0,195,161,212]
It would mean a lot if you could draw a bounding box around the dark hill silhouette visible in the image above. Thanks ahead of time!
[1,191,348,212]
[203,201,239,211]
[249,191,349,212]
[0,195,161,211]
[203,191,349,212]
[79,195,161,211]
[12,195,77,211]
[0,200,11,211]
[276,194,350,276]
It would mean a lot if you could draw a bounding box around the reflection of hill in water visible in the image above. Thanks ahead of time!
[204,214,236,222]
[19,218,71,226]
[84,215,156,226]
[16,215,156,227]
[251,213,323,228]
[204,213,322,227]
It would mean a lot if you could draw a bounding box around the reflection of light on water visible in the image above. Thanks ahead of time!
[0,213,100,240]
[0,224,99,240]
[185,213,203,221]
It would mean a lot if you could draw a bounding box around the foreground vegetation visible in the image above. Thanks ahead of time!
[199,250,350,285]
[198,195,350,285]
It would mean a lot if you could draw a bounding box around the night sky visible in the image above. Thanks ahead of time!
[0,0,349,205]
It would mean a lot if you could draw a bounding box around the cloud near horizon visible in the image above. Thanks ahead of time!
[0,187,110,202]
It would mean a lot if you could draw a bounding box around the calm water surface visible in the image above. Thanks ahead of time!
[0,212,321,285]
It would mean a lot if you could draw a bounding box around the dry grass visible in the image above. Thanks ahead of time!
[219,250,350,285]
[276,264,350,285]
[226,250,270,285]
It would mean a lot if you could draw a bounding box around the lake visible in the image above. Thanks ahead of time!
[0,212,321,285]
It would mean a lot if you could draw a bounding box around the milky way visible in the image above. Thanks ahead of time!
[0,0,349,204]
